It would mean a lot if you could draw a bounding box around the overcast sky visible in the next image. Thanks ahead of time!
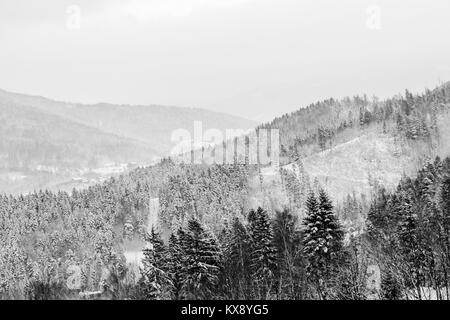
[1,0,450,121]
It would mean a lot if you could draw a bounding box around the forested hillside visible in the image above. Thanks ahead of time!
[2,83,450,300]
[3,154,450,299]
[0,160,256,299]
[263,82,450,216]
[262,82,450,161]
[367,156,450,300]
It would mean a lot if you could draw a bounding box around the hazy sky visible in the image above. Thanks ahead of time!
[1,0,450,121]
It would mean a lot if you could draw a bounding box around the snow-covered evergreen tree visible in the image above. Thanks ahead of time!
[302,189,344,299]
[139,227,172,300]
[247,207,277,299]
[179,218,222,300]
[166,232,183,299]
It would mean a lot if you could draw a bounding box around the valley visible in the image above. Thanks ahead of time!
[0,88,256,194]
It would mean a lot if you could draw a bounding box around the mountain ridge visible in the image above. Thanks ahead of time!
[0,87,257,194]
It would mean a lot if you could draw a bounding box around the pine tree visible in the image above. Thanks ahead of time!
[302,190,344,299]
[139,227,173,300]
[179,218,222,300]
[247,207,277,299]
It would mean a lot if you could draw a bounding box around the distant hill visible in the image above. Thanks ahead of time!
[0,88,257,194]
[0,89,257,156]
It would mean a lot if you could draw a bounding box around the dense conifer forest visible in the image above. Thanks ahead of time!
[2,83,450,300]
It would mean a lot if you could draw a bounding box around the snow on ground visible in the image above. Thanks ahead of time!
[284,132,415,203]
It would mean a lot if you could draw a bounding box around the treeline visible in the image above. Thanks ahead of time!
[135,155,450,300]
[4,154,450,299]
[135,189,373,300]
[367,156,450,299]
[0,160,253,299]
[261,82,450,160]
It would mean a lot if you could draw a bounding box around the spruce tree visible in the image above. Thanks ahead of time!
[247,207,277,299]
[302,189,344,299]
[179,218,222,300]
[139,227,173,300]
[166,232,183,299]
